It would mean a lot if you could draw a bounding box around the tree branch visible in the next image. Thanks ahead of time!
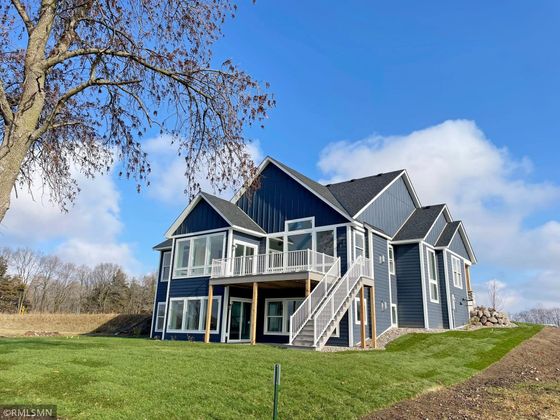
[0,80,14,124]
[10,0,34,34]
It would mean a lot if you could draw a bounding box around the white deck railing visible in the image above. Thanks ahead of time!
[288,258,341,344]
[211,249,337,278]
[312,256,372,347]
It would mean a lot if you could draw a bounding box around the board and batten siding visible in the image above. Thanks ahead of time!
[423,244,444,329]
[173,199,229,236]
[394,244,425,328]
[351,286,372,343]
[425,212,448,245]
[449,231,470,261]
[151,251,169,337]
[356,177,416,236]
[446,251,469,327]
[372,233,392,335]
[437,251,450,328]
[336,226,348,274]
[236,163,348,233]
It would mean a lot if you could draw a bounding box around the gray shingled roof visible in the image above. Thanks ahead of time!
[201,192,266,234]
[325,170,404,216]
[435,221,461,247]
[153,238,172,250]
[393,204,446,241]
[269,158,351,218]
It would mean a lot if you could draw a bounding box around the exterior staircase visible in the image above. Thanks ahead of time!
[289,256,372,350]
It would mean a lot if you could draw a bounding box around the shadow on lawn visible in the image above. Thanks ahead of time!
[86,313,151,337]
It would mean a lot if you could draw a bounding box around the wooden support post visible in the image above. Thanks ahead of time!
[204,285,214,343]
[369,285,377,349]
[305,275,311,297]
[465,265,472,292]
[360,285,366,349]
[250,282,258,345]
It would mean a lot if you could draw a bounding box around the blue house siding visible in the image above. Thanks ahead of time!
[423,244,444,329]
[425,212,447,245]
[326,311,350,347]
[356,177,416,236]
[236,163,348,233]
[437,251,450,329]
[173,199,229,236]
[390,274,397,305]
[351,287,372,343]
[372,234,392,335]
[395,244,424,328]
[337,226,348,274]
[446,251,469,328]
[163,277,225,342]
[449,231,470,260]
[151,252,169,337]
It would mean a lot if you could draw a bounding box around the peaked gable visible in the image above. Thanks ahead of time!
[172,198,229,236]
[449,228,471,261]
[235,162,348,233]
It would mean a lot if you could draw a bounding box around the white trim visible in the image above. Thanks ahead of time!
[161,238,176,340]
[166,295,222,334]
[387,242,394,308]
[227,297,253,343]
[354,170,422,218]
[154,302,166,332]
[376,324,394,339]
[353,297,368,325]
[346,226,352,266]
[391,304,398,327]
[353,230,365,261]
[220,286,229,342]
[435,247,472,265]
[367,229,375,280]
[149,253,162,338]
[422,205,450,242]
[387,245,395,276]
[363,223,392,240]
[160,250,171,282]
[263,297,304,336]
[172,227,230,239]
[447,223,477,264]
[285,216,314,232]
[230,157,354,222]
[443,250,454,329]
[451,255,463,289]
[391,239,424,245]
[426,248,439,303]
[164,193,266,239]
[348,302,354,347]
[419,242,429,329]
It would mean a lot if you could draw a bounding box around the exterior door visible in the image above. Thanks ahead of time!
[228,298,252,342]
[232,241,258,275]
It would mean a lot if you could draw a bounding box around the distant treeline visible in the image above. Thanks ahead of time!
[512,307,560,327]
[0,247,155,314]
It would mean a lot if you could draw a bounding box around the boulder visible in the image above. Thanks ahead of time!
[476,322,483,326]
[489,317,498,323]
[471,316,480,323]
[480,316,488,324]
[483,309,491,318]
[491,311,497,318]
[498,318,504,325]
[477,310,484,318]
[485,321,494,327]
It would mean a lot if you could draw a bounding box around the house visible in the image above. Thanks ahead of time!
[150,157,477,349]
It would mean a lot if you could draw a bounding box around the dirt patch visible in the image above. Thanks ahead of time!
[365,327,560,419]
[23,331,60,337]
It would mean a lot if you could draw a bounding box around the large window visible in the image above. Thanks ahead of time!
[286,217,313,232]
[427,249,439,303]
[160,251,171,282]
[391,304,398,327]
[167,296,221,333]
[264,298,304,335]
[353,297,368,325]
[353,231,365,260]
[173,233,226,277]
[451,256,463,288]
[316,230,335,256]
[388,245,395,275]
[155,302,166,331]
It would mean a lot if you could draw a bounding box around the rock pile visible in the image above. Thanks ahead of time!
[470,306,510,327]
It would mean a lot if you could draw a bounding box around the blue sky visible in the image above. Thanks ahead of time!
[2,1,560,311]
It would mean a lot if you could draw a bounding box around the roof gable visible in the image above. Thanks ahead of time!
[435,221,461,247]
[393,204,446,241]
[325,170,404,216]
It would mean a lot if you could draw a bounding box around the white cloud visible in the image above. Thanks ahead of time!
[0,168,142,274]
[143,135,264,204]
[318,120,560,311]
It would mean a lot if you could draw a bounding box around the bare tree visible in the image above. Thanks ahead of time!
[3,247,41,312]
[0,0,273,222]
[513,306,560,327]
[487,279,503,311]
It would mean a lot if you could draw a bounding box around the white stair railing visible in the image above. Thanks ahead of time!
[289,258,341,344]
[312,256,371,347]
[211,249,337,278]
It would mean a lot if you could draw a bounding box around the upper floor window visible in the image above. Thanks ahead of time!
[160,251,171,282]
[173,233,226,278]
[285,217,314,232]
[388,245,395,275]
[353,231,365,260]
[427,249,439,303]
[451,256,463,289]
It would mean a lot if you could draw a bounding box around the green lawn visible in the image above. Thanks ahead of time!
[0,324,542,419]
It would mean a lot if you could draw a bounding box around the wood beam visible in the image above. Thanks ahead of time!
[360,285,366,349]
[305,275,311,297]
[250,282,258,345]
[465,264,472,291]
[204,285,214,343]
[369,285,377,349]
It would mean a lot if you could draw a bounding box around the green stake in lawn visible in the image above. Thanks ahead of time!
[273,363,281,420]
